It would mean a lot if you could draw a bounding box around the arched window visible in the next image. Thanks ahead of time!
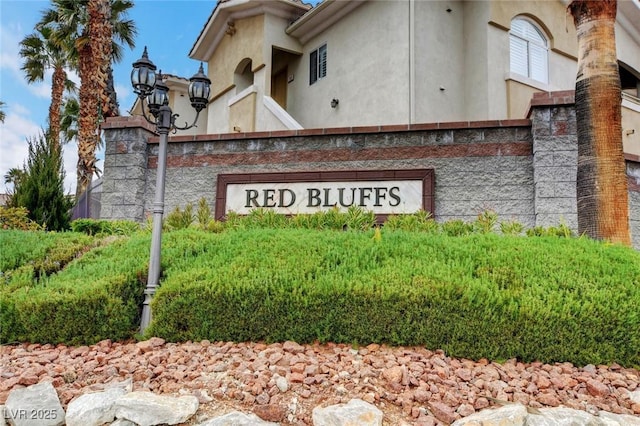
[234,58,253,92]
[510,18,548,84]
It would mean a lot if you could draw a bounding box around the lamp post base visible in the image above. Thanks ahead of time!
[140,288,155,333]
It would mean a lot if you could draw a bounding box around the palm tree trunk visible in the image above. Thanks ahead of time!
[76,0,110,197]
[49,65,66,150]
[569,0,631,245]
[92,0,116,118]
[76,40,98,198]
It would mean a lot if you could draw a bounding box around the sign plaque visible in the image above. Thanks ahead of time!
[215,169,434,220]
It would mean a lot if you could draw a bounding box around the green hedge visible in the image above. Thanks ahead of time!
[148,229,640,366]
[3,227,639,367]
[0,235,148,344]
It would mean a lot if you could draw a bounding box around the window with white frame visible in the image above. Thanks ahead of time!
[310,44,327,85]
[509,18,548,84]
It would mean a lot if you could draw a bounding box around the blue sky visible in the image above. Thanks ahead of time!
[0,0,218,195]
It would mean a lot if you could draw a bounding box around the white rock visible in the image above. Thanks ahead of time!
[109,420,137,426]
[629,389,640,404]
[65,387,127,426]
[312,399,383,426]
[197,411,279,425]
[525,407,599,425]
[274,374,289,393]
[114,391,198,426]
[4,382,65,426]
[452,404,527,426]
[106,378,133,393]
[598,411,640,426]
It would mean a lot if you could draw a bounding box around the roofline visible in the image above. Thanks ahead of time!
[286,0,366,45]
[189,0,310,62]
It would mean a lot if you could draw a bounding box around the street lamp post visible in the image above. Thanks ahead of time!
[131,46,211,333]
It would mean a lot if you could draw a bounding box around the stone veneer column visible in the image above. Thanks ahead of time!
[627,158,640,249]
[529,91,578,231]
[100,116,157,222]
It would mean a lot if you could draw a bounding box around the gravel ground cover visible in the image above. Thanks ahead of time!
[1,338,639,425]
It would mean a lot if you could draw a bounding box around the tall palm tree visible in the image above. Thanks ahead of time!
[0,100,6,123]
[60,94,79,145]
[19,23,73,149]
[45,0,136,197]
[568,0,631,246]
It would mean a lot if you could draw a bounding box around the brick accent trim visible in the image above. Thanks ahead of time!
[147,142,533,169]
[102,115,156,133]
[526,90,576,118]
[147,120,532,144]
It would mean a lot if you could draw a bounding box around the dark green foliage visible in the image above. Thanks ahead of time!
[71,218,140,236]
[1,232,147,344]
[147,229,640,367]
[9,132,72,231]
[3,215,640,367]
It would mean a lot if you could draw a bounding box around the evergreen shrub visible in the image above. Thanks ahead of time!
[148,228,640,367]
[0,207,44,231]
[71,219,141,236]
[0,233,148,344]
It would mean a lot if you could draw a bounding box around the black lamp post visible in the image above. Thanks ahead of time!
[131,46,211,332]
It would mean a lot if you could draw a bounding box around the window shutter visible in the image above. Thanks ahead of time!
[509,35,528,77]
[529,43,548,83]
[310,49,318,84]
[509,18,548,84]
[319,44,327,79]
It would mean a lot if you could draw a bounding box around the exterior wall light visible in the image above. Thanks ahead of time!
[331,98,339,108]
[131,46,211,333]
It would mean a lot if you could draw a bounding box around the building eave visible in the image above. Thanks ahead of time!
[189,0,310,62]
[618,0,640,44]
[286,0,367,45]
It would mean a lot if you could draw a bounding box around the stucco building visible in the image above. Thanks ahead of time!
[137,0,640,157]
[109,0,640,247]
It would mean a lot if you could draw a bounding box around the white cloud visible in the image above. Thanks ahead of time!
[115,83,134,115]
[0,108,78,196]
[61,140,78,195]
[0,110,41,192]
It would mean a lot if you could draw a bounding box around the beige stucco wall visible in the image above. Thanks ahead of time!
[623,97,640,157]
[462,1,491,121]
[412,0,465,123]
[287,0,410,128]
[488,0,577,57]
[229,90,256,133]
[194,0,639,137]
[616,22,640,78]
[208,15,265,99]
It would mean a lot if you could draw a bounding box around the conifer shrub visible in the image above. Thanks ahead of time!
[0,234,148,344]
[3,213,640,367]
[148,229,640,367]
[0,207,44,231]
[71,219,141,236]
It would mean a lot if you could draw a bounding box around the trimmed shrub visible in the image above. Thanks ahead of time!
[71,219,141,236]
[1,234,148,344]
[148,229,640,367]
[0,207,43,231]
